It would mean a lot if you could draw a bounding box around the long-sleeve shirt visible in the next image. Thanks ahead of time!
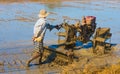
[34,18,48,39]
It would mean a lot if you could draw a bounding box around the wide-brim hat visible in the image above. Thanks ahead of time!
[38,9,49,18]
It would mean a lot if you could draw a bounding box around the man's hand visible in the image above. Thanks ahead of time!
[33,37,42,42]
[55,25,62,30]
[32,36,37,41]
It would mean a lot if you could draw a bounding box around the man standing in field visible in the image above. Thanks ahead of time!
[26,9,53,66]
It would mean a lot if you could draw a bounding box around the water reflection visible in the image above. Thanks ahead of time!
[0,0,120,49]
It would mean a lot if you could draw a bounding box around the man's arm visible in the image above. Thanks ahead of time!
[46,23,63,31]
[46,23,55,31]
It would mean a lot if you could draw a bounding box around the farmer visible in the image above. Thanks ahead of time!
[26,9,54,66]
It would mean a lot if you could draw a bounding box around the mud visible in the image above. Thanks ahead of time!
[0,44,120,74]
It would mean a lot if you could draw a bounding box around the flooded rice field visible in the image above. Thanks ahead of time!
[0,0,120,74]
[0,0,120,49]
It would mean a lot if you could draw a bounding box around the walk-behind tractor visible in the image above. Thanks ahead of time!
[44,16,112,65]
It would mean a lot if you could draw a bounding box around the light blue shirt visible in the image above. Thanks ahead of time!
[34,18,48,38]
